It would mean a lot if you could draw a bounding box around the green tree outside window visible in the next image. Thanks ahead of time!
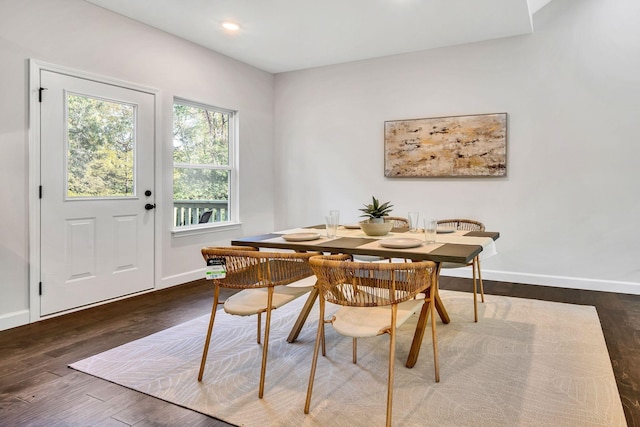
[173,101,234,226]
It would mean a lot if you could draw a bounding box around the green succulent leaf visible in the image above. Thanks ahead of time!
[359,196,393,218]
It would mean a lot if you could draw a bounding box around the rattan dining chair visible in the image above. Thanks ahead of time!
[437,218,486,322]
[306,255,439,427]
[385,216,410,229]
[199,247,320,398]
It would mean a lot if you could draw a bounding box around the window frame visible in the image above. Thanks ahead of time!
[171,97,239,234]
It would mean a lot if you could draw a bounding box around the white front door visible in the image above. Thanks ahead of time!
[39,70,155,316]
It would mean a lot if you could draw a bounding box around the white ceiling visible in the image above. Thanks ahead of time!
[85,0,554,74]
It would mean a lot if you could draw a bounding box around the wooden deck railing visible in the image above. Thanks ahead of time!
[174,200,228,226]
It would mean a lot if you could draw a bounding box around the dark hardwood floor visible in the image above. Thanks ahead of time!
[1,277,638,426]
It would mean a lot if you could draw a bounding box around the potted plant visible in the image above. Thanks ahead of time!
[359,196,393,223]
[358,196,394,236]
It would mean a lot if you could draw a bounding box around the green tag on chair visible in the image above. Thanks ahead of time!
[205,258,226,279]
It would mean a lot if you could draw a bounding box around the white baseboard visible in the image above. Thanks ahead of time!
[441,268,640,295]
[0,272,209,332]
[159,268,207,290]
[0,309,30,332]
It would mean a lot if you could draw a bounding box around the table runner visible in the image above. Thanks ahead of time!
[273,227,498,260]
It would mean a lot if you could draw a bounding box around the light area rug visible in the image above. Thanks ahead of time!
[70,290,626,427]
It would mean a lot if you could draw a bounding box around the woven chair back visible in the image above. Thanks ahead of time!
[309,255,436,308]
[437,218,485,232]
[385,216,410,228]
[201,247,319,289]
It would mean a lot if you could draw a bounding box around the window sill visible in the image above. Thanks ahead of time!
[171,221,241,238]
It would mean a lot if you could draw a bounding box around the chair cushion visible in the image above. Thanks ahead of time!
[224,278,314,316]
[352,255,387,262]
[285,275,317,288]
[332,297,425,338]
[440,262,472,269]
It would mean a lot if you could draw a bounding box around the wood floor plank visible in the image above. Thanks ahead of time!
[6,375,99,425]
[91,417,131,427]
[124,395,229,427]
[0,396,30,421]
[86,379,135,403]
[110,392,178,426]
[47,385,158,427]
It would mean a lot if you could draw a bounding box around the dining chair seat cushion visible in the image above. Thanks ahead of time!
[224,278,314,316]
[332,298,425,338]
[352,255,387,262]
[440,261,471,269]
[284,275,317,288]
[352,255,409,263]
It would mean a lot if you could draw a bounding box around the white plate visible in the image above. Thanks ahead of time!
[379,238,423,249]
[282,232,321,242]
[343,224,361,229]
[437,227,456,234]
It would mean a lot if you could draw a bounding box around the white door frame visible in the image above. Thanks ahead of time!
[28,59,163,322]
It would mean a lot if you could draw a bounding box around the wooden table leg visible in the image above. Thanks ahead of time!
[287,286,319,343]
[406,298,430,368]
[433,264,450,324]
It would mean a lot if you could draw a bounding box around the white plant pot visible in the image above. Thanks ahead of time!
[359,220,393,236]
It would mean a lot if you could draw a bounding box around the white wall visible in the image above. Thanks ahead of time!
[0,0,275,330]
[273,0,640,293]
[2,0,639,332]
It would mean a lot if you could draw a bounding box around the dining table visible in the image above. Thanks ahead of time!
[231,224,499,343]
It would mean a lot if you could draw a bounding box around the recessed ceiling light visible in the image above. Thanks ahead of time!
[222,22,240,31]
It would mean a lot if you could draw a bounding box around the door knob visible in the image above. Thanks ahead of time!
[145,203,156,210]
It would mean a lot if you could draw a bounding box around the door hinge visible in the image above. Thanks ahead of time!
[39,282,42,296]
[39,185,42,199]
[38,87,47,103]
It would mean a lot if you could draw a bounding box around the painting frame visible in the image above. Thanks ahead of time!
[384,112,507,177]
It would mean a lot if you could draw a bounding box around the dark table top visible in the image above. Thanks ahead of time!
[231,228,499,264]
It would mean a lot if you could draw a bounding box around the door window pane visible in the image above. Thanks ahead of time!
[67,94,135,198]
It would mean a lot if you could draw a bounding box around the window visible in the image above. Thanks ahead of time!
[173,99,237,228]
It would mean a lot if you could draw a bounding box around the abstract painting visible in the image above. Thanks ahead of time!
[384,113,507,177]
